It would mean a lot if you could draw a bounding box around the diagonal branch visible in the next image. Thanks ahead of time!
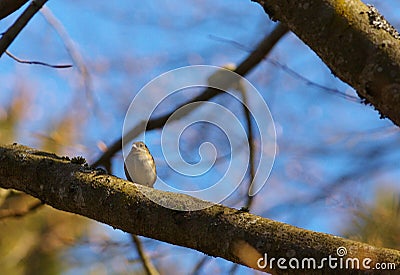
[40,6,93,99]
[0,0,48,57]
[131,234,159,275]
[5,50,72,68]
[0,144,398,274]
[254,0,400,126]
[92,23,289,168]
[0,0,29,20]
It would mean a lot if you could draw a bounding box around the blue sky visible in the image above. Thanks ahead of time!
[1,0,399,274]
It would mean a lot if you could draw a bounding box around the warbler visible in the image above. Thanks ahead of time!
[124,141,157,187]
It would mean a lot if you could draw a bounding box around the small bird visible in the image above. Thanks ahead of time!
[124,141,157,187]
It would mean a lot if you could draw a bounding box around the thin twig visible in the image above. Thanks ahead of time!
[92,23,289,168]
[0,0,49,58]
[5,50,72,68]
[267,58,361,102]
[131,234,159,275]
[241,87,256,210]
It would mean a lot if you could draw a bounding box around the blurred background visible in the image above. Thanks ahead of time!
[0,0,399,274]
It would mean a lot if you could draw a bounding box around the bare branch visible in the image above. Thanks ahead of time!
[0,0,48,58]
[209,35,361,102]
[39,6,92,96]
[191,256,210,275]
[92,23,289,169]
[241,84,256,210]
[0,0,29,20]
[5,50,72,68]
[39,5,96,113]
[131,234,159,275]
[0,144,398,274]
[254,0,400,126]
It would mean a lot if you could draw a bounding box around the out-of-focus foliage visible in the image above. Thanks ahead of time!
[343,189,400,250]
[0,86,89,274]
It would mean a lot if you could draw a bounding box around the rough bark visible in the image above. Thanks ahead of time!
[254,0,400,126]
[0,144,398,274]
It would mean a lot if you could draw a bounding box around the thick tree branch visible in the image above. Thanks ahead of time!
[254,0,400,126]
[0,144,398,274]
[0,0,29,20]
